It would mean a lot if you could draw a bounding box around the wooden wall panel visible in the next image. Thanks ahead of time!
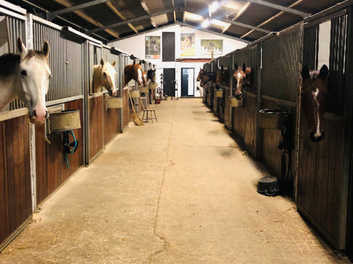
[259,98,296,195]
[103,95,121,145]
[89,96,104,160]
[0,116,31,247]
[0,123,9,243]
[123,90,131,128]
[36,99,84,205]
[232,94,257,158]
[297,114,346,249]
[64,100,83,181]
[5,116,31,233]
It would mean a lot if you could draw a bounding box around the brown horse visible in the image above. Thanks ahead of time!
[233,64,251,100]
[301,64,329,142]
[197,69,216,86]
[124,62,146,87]
[92,58,117,96]
[216,65,229,85]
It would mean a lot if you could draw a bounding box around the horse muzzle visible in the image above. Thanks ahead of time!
[29,109,49,123]
[235,93,243,100]
[310,131,324,142]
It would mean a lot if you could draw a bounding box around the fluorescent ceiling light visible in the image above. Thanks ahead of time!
[141,1,149,12]
[184,11,203,23]
[151,14,168,26]
[211,19,230,28]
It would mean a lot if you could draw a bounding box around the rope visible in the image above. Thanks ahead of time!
[63,130,78,168]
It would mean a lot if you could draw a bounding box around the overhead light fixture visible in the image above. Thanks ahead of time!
[201,19,210,28]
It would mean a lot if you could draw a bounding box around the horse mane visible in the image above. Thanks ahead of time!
[0,53,20,77]
[92,64,103,93]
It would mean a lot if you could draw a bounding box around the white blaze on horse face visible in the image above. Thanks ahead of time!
[312,87,321,138]
[19,56,50,122]
[103,63,118,96]
[137,68,143,85]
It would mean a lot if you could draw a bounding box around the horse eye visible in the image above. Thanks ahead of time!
[21,70,27,76]
[103,72,107,77]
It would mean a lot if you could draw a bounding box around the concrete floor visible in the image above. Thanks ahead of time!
[0,99,350,264]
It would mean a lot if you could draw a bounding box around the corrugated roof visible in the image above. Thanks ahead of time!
[11,0,348,43]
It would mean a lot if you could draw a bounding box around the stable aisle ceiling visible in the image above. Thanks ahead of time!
[13,0,345,43]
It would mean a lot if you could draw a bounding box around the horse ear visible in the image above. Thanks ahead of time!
[319,65,329,80]
[100,58,104,66]
[17,38,27,58]
[112,61,116,66]
[42,41,49,58]
[301,65,310,80]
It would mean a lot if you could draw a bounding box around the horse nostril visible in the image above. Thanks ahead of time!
[29,110,36,118]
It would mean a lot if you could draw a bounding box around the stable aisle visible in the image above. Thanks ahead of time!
[0,99,349,264]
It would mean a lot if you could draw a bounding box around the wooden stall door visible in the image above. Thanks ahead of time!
[0,116,32,247]
[103,95,122,145]
[232,93,257,158]
[36,100,84,205]
[89,96,104,161]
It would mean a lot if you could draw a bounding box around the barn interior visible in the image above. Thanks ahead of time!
[0,0,353,263]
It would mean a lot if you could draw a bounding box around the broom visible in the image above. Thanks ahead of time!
[127,89,144,126]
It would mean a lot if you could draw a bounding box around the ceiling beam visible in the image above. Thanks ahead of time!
[52,0,119,39]
[49,0,108,19]
[220,17,271,34]
[222,2,251,33]
[241,0,303,39]
[105,1,138,33]
[247,0,311,18]
[171,0,176,23]
[89,8,177,33]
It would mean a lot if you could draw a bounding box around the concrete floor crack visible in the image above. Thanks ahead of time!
[147,106,175,264]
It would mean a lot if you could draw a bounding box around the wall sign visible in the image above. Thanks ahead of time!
[145,36,160,59]
[180,33,195,57]
[201,39,223,56]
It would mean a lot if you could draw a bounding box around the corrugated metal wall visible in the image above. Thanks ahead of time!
[33,22,83,102]
[262,24,304,102]
[7,16,26,110]
[88,43,102,94]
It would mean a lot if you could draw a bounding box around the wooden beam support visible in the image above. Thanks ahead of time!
[241,0,303,39]
[53,0,119,39]
[105,1,138,33]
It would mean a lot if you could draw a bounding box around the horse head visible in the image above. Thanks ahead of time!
[197,69,203,82]
[124,64,146,87]
[99,58,118,96]
[301,64,329,142]
[233,64,251,100]
[17,38,51,123]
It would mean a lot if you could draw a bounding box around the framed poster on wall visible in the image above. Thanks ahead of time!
[145,36,160,59]
[180,33,195,57]
[201,39,223,56]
